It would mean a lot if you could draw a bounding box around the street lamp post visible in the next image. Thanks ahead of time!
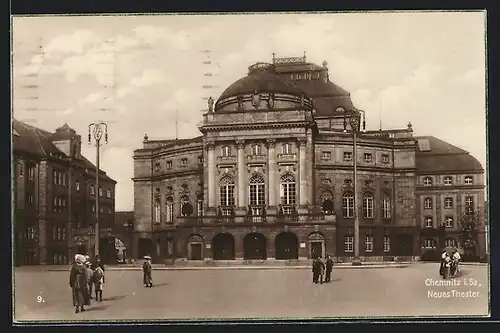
[343,109,366,265]
[88,122,108,259]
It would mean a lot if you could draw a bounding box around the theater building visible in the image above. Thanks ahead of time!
[12,120,117,265]
[132,55,485,263]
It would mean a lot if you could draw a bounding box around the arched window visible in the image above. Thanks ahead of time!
[363,193,374,218]
[180,195,193,217]
[280,174,296,214]
[249,174,265,206]
[165,196,174,222]
[221,145,231,157]
[321,191,334,214]
[382,194,391,219]
[251,144,261,156]
[282,143,292,154]
[464,176,473,185]
[342,192,354,218]
[219,176,235,215]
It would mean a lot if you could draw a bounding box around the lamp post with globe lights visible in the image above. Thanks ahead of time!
[88,122,108,259]
[342,108,366,265]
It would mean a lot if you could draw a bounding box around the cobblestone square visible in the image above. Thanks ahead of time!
[13,263,488,322]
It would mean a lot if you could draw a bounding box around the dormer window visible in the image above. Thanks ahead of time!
[464,176,473,185]
[423,177,433,186]
[443,176,453,185]
[221,146,231,157]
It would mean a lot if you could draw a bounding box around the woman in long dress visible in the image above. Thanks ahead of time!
[69,254,91,313]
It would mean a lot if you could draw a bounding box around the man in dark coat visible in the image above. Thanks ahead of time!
[70,254,91,313]
[143,255,153,287]
[312,257,324,284]
[324,255,334,283]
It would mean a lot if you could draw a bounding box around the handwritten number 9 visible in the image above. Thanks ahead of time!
[37,296,43,303]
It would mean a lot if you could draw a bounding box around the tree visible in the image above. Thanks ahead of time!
[457,207,483,254]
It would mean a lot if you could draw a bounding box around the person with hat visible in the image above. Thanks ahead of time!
[324,255,334,283]
[69,254,91,313]
[84,261,94,299]
[143,255,153,288]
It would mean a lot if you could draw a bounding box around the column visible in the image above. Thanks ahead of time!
[266,138,277,208]
[298,136,308,207]
[236,139,246,208]
[206,140,216,209]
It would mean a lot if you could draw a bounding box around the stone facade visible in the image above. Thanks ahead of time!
[13,121,117,265]
[132,56,486,263]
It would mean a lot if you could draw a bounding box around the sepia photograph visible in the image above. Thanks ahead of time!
[11,11,489,323]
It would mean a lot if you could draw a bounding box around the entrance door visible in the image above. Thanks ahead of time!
[275,232,299,259]
[191,243,202,260]
[243,233,267,260]
[311,241,323,259]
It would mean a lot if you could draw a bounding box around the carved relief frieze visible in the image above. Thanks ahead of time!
[180,183,190,195]
[247,164,266,174]
[251,90,261,109]
[235,139,245,149]
[363,180,375,193]
[218,165,236,176]
[341,179,353,192]
[297,136,307,147]
[204,140,215,150]
[277,163,296,173]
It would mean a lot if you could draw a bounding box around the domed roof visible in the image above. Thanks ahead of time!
[218,64,304,101]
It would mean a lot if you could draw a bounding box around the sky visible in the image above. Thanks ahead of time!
[11,12,487,211]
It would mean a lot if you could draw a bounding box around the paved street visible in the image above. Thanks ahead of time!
[13,263,489,322]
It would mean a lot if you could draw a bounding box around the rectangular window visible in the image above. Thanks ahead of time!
[321,151,331,160]
[424,239,436,249]
[363,196,374,218]
[166,160,173,168]
[425,216,433,228]
[344,236,353,253]
[106,189,112,198]
[383,236,390,252]
[445,216,454,228]
[382,196,391,219]
[26,227,36,240]
[166,202,174,222]
[444,197,453,209]
[281,183,296,205]
[249,184,265,205]
[282,143,292,154]
[343,152,352,162]
[220,185,235,207]
[364,153,372,163]
[181,158,188,166]
[28,166,35,180]
[98,187,103,197]
[342,195,354,218]
[75,181,80,191]
[464,176,473,185]
[197,200,204,216]
[365,236,373,253]
[424,198,433,209]
[381,154,390,164]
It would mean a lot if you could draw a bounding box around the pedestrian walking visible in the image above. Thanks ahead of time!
[84,261,94,299]
[93,265,105,301]
[69,254,91,313]
[143,255,153,287]
[324,255,334,283]
[312,257,323,284]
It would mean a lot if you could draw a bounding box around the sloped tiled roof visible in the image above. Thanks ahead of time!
[12,118,116,182]
[415,136,483,173]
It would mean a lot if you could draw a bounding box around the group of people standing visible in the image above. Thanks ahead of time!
[439,248,461,279]
[69,254,105,313]
[312,255,334,284]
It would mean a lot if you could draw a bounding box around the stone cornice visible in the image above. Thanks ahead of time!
[132,169,203,182]
[415,185,485,191]
[315,164,416,173]
[134,145,204,160]
[201,121,310,133]
[314,140,398,150]
[416,170,484,175]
